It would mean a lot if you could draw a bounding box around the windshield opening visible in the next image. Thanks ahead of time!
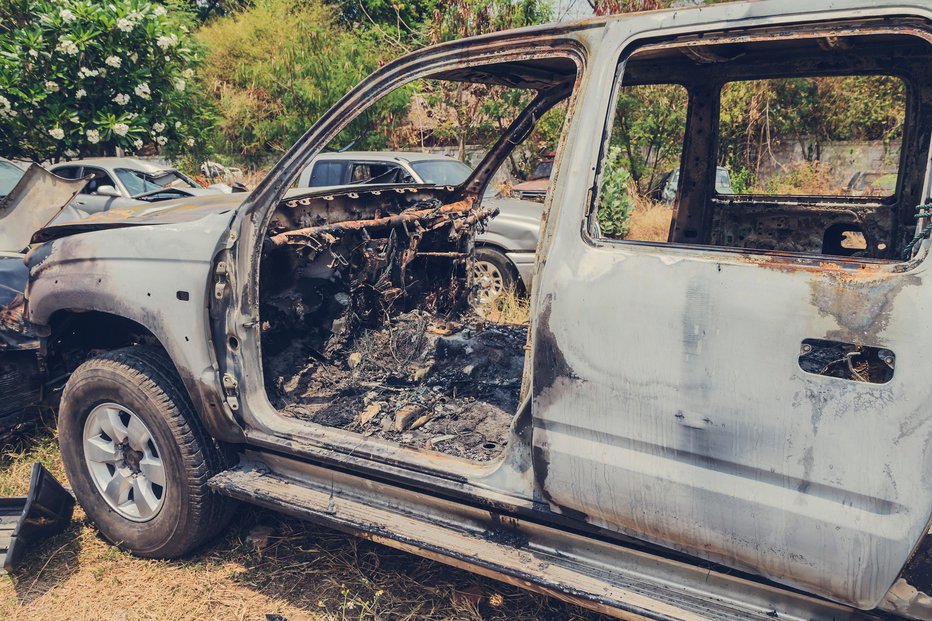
[410,160,472,186]
[115,168,198,197]
[0,160,24,197]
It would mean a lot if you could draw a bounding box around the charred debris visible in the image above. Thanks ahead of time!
[260,187,527,461]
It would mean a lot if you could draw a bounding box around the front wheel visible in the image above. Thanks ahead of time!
[472,247,521,305]
[58,347,232,558]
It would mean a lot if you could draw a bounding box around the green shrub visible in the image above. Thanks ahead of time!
[198,0,410,164]
[597,146,636,239]
[0,0,213,161]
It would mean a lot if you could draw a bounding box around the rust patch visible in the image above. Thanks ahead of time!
[808,270,919,343]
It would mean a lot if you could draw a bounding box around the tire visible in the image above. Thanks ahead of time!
[58,346,233,558]
[473,247,521,304]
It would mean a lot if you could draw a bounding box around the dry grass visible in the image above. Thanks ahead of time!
[0,426,608,621]
[475,287,530,325]
[626,198,674,243]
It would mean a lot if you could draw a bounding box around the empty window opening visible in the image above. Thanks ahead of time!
[593,29,930,262]
[261,55,578,462]
[718,76,905,198]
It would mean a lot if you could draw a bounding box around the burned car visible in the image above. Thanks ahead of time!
[18,1,932,619]
[0,166,87,433]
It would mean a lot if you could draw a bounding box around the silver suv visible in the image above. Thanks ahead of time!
[299,151,541,298]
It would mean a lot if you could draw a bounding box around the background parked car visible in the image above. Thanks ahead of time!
[48,157,229,214]
[298,151,542,299]
[510,157,553,203]
[655,166,735,203]
[0,157,26,199]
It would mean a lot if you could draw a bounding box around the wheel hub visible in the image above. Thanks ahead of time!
[82,403,166,522]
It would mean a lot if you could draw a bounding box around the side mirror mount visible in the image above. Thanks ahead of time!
[95,185,121,197]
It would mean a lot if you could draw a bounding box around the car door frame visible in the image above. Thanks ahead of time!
[530,10,932,611]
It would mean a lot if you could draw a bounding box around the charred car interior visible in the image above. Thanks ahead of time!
[258,59,578,462]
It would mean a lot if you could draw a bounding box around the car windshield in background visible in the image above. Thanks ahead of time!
[115,168,198,197]
[410,160,472,186]
[530,160,553,179]
[0,160,24,197]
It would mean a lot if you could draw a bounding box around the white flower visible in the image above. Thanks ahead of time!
[59,9,76,23]
[134,82,151,99]
[183,68,194,79]
[75,89,86,99]
[153,6,167,17]
[0,96,13,118]
[116,18,133,32]
[152,122,165,133]
[155,135,167,146]
[28,49,38,58]
[112,122,129,136]
[156,33,178,50]
[44,80,59,92]
[112,93,129,105]
[173,79,185,92]
[174,121,181,129]
[57,39,79,55]
[49,127,65,140]
[133,138,143,149]
[130,53,138,62]
[78,66,100,78]
[105,55,121,68]
[185,137,195,147]
[86,129,100,144]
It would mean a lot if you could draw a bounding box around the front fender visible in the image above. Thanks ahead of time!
[25,227,245,444]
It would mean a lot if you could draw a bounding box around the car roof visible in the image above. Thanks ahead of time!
[311,151,463,165]
[50,157,169,173]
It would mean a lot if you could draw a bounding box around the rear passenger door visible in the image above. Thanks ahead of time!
[533,28,932,611]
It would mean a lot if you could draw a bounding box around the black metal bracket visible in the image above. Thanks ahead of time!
[0,462,74,572]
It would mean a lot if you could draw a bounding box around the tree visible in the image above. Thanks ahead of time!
[198,0,412,163]
[0,0,212,162]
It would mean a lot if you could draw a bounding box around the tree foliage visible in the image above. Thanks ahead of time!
[197,0,412,163]
[0,0,212,161]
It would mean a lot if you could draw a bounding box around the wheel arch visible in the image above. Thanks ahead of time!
[44,308,245,444]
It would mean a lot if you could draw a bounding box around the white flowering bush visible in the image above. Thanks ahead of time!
[0,0,214,161]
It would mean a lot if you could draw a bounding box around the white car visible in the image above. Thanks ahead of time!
[48,157,226,214]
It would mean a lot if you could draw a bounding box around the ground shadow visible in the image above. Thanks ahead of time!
[214,506,609,620]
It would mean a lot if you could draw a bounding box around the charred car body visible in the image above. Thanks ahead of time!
[18,2,932,619]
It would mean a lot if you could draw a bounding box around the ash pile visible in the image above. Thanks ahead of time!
[270,310,526,461]
[260,191,526,461]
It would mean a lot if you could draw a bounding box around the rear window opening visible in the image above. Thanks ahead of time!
[259,55,578,462]
[593,27,931,263]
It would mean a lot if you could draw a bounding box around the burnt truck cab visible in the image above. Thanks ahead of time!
[21,1,932,619]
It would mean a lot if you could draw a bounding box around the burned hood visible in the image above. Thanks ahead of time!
[0,165,86,252]
[31,192,246,243]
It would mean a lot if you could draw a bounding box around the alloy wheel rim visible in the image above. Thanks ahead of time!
[473,260,506,304]
[83,402,166,522]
